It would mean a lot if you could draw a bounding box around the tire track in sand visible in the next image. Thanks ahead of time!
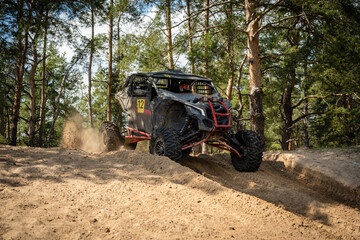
[181,154,360,239]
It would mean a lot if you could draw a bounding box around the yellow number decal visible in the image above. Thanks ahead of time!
[137,99,145,113]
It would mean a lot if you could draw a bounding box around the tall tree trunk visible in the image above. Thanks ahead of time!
[107,0,113,122]
[280,22,300,150]
[165,0,174,69]
[202,0,210,154]
[28,43,38,146]
[46,58,81,145]
[0,79,7,137]
[38,10,48,147]
[235,55,247,131]
[203,0,210,77]
[10,0,28,146]
[117,11,123,132]
[0,108,5,137]
[302,63,310,148]
[7,108,11,142]
[344,95,353,145]
[186,0,194,73]
[225,2,235,101]
[245,0,264,138]
[88,0,94,128]
[302,90,310,148]
[280,70,295,150]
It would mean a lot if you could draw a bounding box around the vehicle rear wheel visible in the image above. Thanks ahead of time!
[149,127,182,162]
[230,130,264,172]
[99,121,124,151]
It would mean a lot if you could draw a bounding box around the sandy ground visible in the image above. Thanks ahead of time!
[0,144,360,239]
[264,148,360,206]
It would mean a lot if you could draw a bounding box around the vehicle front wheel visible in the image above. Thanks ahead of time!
[149,127,182,162]
[230,130,264,172]
[99,121,124,151]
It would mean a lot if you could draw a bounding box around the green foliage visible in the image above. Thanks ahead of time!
[310,98,360,147]
[0,135,7,145]
[82,67,109,128]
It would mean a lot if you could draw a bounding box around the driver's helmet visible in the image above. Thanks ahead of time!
[179,81,191,92]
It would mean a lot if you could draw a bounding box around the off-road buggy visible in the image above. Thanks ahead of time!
[100,70,264,172]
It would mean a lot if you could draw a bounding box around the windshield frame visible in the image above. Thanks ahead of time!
[151,77,218,96]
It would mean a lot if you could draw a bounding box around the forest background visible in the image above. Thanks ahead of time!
[0,0,359,151]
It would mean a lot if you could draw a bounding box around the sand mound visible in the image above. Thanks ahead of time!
[263,148,360,206]
[1,145,359,239]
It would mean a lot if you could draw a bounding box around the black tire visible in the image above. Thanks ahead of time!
[230,130,264,172]
[99,121,124,151]
[149,127,182,162]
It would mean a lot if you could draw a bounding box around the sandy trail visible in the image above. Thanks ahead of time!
[182,153,360,239]
[0,145,359,239]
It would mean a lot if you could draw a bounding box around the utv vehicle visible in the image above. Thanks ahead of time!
[100,70,264,172]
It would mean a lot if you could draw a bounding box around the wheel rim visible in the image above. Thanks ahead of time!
[155,139,165,155]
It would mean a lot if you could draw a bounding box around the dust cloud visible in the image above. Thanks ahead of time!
[61,114,101,153]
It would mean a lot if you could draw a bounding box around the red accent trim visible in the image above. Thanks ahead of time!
[144,109,152,115]
[126,98,240,157]
[208,140,242,158]
[208,99,232,128]
[181,139,207,150]
[135,108,152,116]
[125,127,151,143]
[182,140,242,158]
[181,99,241,158]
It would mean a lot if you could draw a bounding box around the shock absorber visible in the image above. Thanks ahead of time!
[179,116,190,135]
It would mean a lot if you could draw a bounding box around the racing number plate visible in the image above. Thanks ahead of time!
[137,99,145,113]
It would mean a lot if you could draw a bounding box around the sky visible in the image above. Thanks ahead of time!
[58,5,188,86]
